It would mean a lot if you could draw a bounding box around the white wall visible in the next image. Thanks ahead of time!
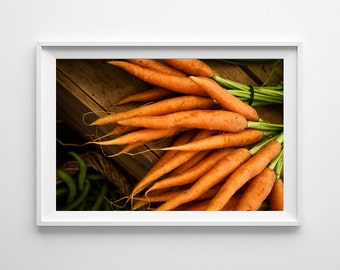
[1,0,339,269]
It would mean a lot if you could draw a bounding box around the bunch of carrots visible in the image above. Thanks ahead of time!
[84,58,284,211]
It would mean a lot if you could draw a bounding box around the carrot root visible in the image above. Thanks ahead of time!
[117,110,248,133]
[90,95,214,126]
[234,167,276,211]
[206,139,282,211]
[126,59,187,77]
[156,147,251,211]
[107,60,207,96]
[269,178,284,211]
[129,129,213,199]
[146,148,234,195]
[160,59,215,78]
[114,87,175,105]
[190,76,259,121]
[161,129,264,152]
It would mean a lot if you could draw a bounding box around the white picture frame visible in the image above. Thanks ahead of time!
[36,42,301,226]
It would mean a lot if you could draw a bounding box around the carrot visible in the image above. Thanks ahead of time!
[161,129,265,152]
[91,125,140,143]
[167,150,212,177]
[107,125,140,136]
[132,187,186,210]
[89,95,215,126]
[126,59,187,77]
[269,149,284,210]
[129,129,213,198]
[127,130,197,204]
[160,59,214,78]
[270,178,284,211]
[88,127,181,146]
[190,76,259,121]
[107,60,207,96]
[176,193,242,211]
[114,87,175,105]
[234,167,276,211]
[133,183,224,210]
[117,110,248,133]
[146,148,234,195]
[206,133,283,211]
[141,130,197,177]
[156,147,251,211]
[130,185,177,210]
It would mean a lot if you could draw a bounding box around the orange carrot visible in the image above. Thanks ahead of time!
[108,125,140,136]
[130,129,213,198]
[91,125,140,142]
[126,59,187,77]
[190,76,259,121]
[167,150,212,177]
[206,138,283,211]
[156,148,251,211]
[176,193,242,211]
[146,148,234,194]
[89,127,181,146]
[161,129,264,152]
[160,59,214,78]
[90,95,215,126]
[117,110,248,133]
[131,186,175,210]
[269,178,284,211]
[127,130,197,203]
[107,60,207,96]
[132,188,178,210]
[115,87,175,105]
[142,130,197,178]
[133,183,224,210]
[234,167,276,211]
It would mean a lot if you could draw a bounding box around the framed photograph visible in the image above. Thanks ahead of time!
[36,42,301,226]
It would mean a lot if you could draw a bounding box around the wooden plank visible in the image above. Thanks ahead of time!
[241,60,283,86]
[56,61,161,183]
[204,60,257,85]
[57,59,149,110]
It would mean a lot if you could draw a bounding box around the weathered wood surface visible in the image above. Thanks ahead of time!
[56,59,283,185]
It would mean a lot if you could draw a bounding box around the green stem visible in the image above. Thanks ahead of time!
[274,132,284,144]
[262,130,280,137]
[228,90,283,106]
[255,88,284,96]
[268,148,284,170]
[213,75,284,106]
[213,75,283,92]
[213,75,249,91]
[228,89,283,101]
[249,132,284,156]
[254,84,283,91]
[274,148,284,179]
[262,59,282,86]
[249,136,275,155]
[247,121,284,131]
